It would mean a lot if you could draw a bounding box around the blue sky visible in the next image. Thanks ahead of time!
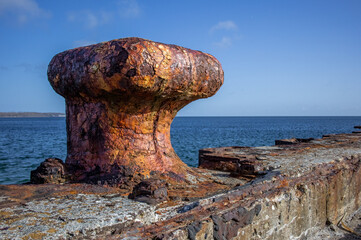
[0,0,360,116]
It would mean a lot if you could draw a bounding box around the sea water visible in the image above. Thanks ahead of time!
[0,116,360,184]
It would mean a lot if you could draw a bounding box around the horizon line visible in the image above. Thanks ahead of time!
[1,112,361,118]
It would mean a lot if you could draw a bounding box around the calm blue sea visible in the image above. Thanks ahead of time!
[0,116,360,184]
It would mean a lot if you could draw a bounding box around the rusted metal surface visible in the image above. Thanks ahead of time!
[46,37,223,185]
[30,158,66,184]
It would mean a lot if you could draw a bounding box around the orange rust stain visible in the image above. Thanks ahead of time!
[47,228,57,234]
[277,179,289,189]
[23,231,47,240]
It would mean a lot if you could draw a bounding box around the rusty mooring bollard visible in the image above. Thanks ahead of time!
[47,37,223,184]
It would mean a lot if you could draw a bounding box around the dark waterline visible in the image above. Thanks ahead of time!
[0,116,360,184]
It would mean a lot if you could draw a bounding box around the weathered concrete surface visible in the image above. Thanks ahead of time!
[47,37,223,186]
[0,170,243,239]
[0,184,160,239]
[1,132,361,239]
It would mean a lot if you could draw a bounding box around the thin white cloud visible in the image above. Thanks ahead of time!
[68,0,140,29]
[210,20,240,48]
[85,12,98,29]
[0,0,50,24]
[214,37,233,48]
[73,40,96,48]
[67,10,113,29]
[15,63,46,73]
[210,20,238,33]
[118,0,140,18]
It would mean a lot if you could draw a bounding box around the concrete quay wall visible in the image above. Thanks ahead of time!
[1,133,361,239]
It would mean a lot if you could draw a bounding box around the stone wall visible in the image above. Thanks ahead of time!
[1,133,361,239]
[119,154,361,239]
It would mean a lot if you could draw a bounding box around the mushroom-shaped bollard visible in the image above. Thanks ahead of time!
[48,37,223,184]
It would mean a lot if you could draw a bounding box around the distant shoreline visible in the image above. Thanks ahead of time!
[0,112,65,118]
[1,113,360,118]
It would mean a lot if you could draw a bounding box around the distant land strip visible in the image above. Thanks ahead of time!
[0,112,65,118]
